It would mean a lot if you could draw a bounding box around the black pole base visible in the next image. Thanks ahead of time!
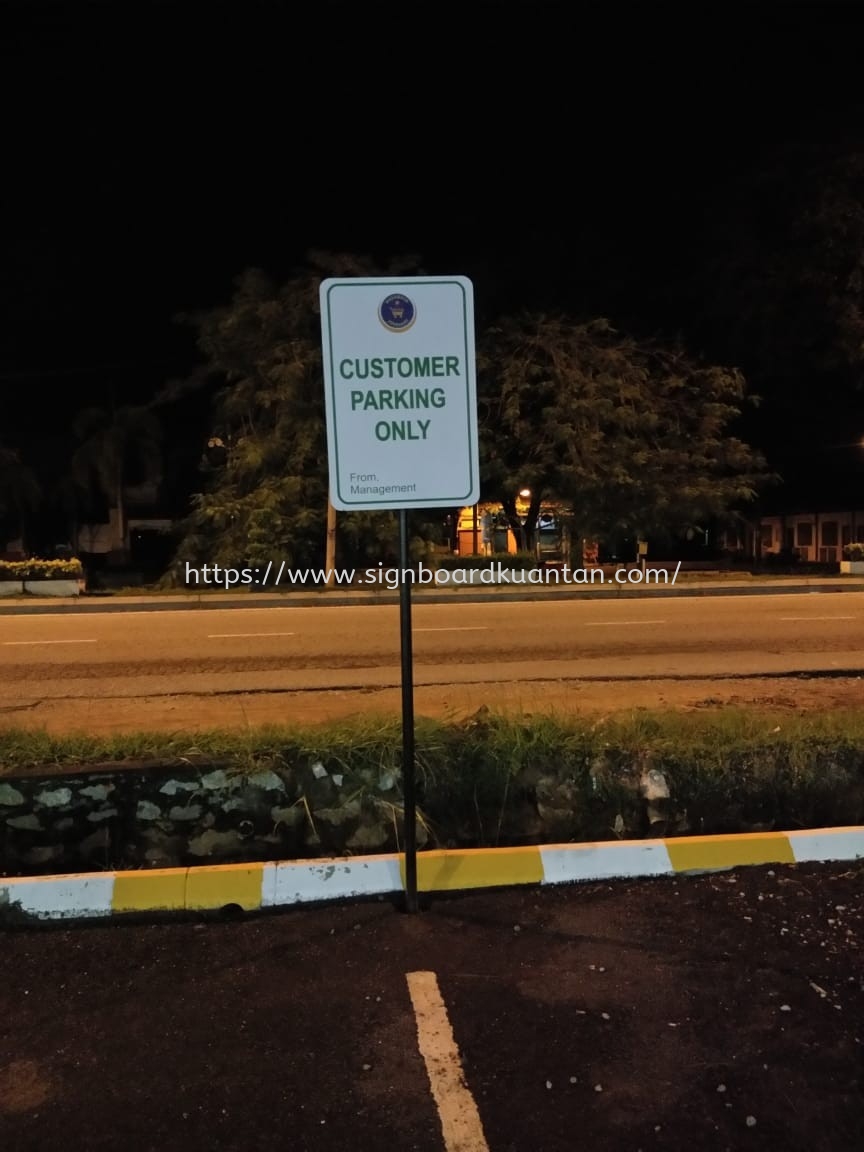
[396,890,432,914]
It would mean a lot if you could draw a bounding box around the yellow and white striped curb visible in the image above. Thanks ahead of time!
[1,827,862,921]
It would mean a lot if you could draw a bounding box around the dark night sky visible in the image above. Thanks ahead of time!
[3,1,864,509]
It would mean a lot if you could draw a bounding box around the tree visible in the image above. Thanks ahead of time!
[0,445,40,551]
[478,313,769,551]
[171,251,438,573]
[70,402,163,555]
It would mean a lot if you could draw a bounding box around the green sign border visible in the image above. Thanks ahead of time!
[323,279,477,508]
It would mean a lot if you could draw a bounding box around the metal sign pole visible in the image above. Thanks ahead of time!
[399,508,419,913]
[319,275,478,916]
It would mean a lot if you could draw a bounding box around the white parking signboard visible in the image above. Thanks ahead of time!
[319,276,480,510]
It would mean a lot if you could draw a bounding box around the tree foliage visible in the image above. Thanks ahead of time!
[173,252,436,572]
[171,253,767,572]
[478,314,769,546]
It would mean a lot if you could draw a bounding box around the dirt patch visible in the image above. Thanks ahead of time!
[0,1060,52,1114]
[3,675,863,735]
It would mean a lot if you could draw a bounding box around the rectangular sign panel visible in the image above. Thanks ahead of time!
[320,276,480,510]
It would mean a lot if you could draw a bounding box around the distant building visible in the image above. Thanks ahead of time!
[722,509,864,562]
[455,499,570,560]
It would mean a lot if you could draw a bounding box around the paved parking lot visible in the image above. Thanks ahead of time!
[1,863,862,1151]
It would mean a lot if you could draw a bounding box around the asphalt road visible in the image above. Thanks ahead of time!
[1,592,864,705]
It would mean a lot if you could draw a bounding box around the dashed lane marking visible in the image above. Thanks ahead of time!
[206,632,296,638]
[583,620,667,626]
[779,616,856,621]
[2,639,97,645]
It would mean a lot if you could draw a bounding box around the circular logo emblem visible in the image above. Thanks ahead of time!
[379,292,416,333]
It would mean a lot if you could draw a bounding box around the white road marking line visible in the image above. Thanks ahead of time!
[414,627,490,632]
[0,607,316,622]
[207,632,296,638]
[584,620,667,626]
[2,639,97,646]
[779,616,856,622]
[406,971,489,1152]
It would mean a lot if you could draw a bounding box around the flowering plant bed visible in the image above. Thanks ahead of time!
[0,559,85,595]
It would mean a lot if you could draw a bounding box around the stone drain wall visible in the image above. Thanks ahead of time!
[2,742,858,878]
[0,757,419,876]
[0,754,681,878]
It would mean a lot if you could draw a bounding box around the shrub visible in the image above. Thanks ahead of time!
[0,558,84,580]
[842,542,864,561]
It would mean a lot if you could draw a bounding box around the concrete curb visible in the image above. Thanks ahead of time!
[2,826,862,922]
[1,579,864,614]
